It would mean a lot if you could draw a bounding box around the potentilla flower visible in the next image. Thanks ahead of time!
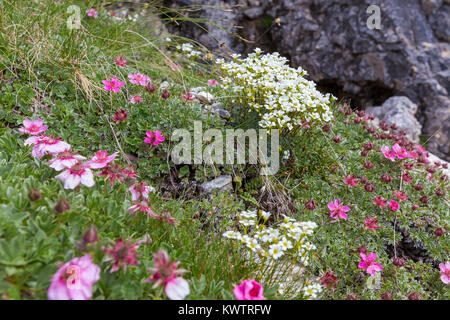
[381,146,396,161]
[328,199,351,220]
[114,56,127,67]
[181,93,195,101]
[128,73,150,86]
[129,95,142,104]
[112,109,128,122]
[320,272,338,289]
[373,195,387,208]
[392,143,408,159]
[145,249,189,300]
[48,149,86,171]
[388,200,400,211]
[344,175,359,186]
[358,252,383,276]
[87,150,118,169]
[102,77,125,92]
[207,79,219,86]
[25,135,71,159]
[364,217,380,230]
[144,130,165,146]
[86,8,98,18]
[122,165,137,179]
[394,190,408,201]
[19,118,48,135]
[47,254,100,300]
[439,262,450,284]
[98,163,128,186]
[104,238,140,272]
[55,161,95,189]
[233,280,264,300]
[126,200,158,219]
[128,182,155,201]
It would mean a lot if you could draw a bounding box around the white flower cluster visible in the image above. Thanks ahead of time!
[217,49,335,130]
[302,281,322,299]
[176,42,201,59]
[223,210,318,264]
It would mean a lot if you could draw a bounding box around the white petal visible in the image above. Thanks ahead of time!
[165,277,190,300]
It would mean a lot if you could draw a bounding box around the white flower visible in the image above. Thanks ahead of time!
[268,244,284,259]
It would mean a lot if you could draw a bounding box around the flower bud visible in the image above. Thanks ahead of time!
[363,161,374,169]
[393,257,405,267]
[364,183,374,192]
[161,89,170,99]
[82,224,99,244]
[28,189,41,201]
[333,136,342,143]
[381,173,391,183]
[434,227,444,237]
[381,292,392,300]
[145,83,156,93]
[419,195,428,204]
[408,292,419,300]
[305,199,317,210]
[414,183,423,191]
[54,198,70,213]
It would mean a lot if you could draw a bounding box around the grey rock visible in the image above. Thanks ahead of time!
[367,96,422,143]
[200,175,233,193]
[210,102,231,118]
[244,7,264,19]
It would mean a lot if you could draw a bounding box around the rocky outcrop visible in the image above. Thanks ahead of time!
[163,0,450,161]
[367,96,422,143]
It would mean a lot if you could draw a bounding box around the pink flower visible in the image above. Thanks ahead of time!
[328,199,351,220]
[233,280,265,300]
[104,238,140,273]
[364,217,380,231]
[394,190,408,201]
[129,95,142,104]
[392,143,408,159]
[439,262,450,284]
[112,109,128,122]
[344,175,359,186]
[381,146,396,161]
[47,254,100,300]
[181,93,195,101]
[127,200,157,216]
[358,252,383,276]
[402,173,412,183]
[102,77,125,92]
[86,8,98,18]
[25,135,70,159]
[128,182,155,201]
[207,79,219,86]
[98,163,130,187]
[48,149,86,171]
[55,161,95,189]
[388,200,400,211]
[128,73,151,86]
[114,56,127,67]
[87,150,118,169]
[144,130,165,146]
[145,249,189,300]
[373,195,387,208]
[19,118,48,135]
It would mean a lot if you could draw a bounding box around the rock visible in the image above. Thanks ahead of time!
[210,102,231,118]
[244,7,264,19]
[366,96,422,143]
[193,91,215,105]
[165,0,450,161]
[200,175,232,193]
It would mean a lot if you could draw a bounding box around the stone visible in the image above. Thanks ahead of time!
[244,7,264,19]
[193,91,215,105]
[366,96,422,143]
[199,175,232,193]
